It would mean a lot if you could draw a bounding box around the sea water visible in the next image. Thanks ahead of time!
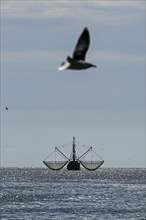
[0,168,145,220]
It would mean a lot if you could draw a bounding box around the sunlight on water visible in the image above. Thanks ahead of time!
[0,168,146,220]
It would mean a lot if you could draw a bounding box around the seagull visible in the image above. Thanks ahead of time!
[58,27,96,71]
[5,107,8,110]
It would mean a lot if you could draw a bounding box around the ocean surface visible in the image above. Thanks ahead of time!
[0,168,145,220]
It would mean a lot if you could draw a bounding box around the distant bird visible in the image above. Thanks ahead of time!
[5,107,8,110]
[58,27,96,71]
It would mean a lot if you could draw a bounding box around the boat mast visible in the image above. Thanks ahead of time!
[72,137,76,161]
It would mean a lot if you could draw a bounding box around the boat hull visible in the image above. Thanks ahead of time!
[67,161,80,170]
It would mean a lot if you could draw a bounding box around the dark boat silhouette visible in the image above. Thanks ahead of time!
[43,137,104,171]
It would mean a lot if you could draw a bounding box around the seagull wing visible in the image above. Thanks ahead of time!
[72,27,90,61]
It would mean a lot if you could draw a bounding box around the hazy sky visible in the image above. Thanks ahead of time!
[1,1,145,168]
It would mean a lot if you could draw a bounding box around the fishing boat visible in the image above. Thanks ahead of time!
[43,137,104,171]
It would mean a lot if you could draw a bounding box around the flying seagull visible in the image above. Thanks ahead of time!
[58,27,96,71]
